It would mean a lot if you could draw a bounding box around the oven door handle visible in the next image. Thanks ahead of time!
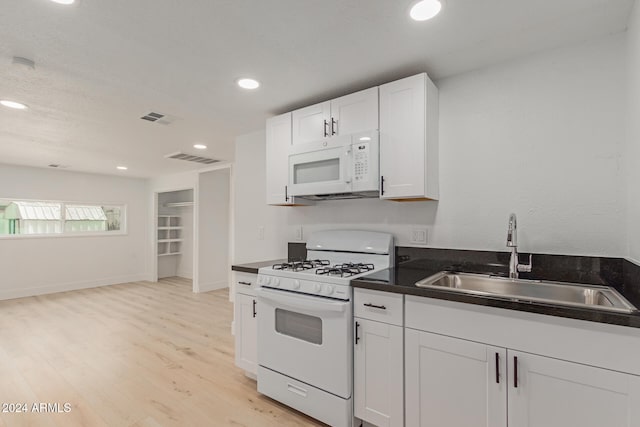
[256,288,347,313]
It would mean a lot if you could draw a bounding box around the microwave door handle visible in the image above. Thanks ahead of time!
[256,288,347,313]
[344,147,352,185]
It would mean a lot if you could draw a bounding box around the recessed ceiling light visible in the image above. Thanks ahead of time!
[359,136,372,141]
[193,144,207,150]
[237,78,260,90]
[116,166,128,170]
[0,100,28,110]
[50,0,75,4]
[410,0,442,21]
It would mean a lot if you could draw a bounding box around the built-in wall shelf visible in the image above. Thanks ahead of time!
[164,201,194,208]
[158,252,183,257]
[157,215,183,257]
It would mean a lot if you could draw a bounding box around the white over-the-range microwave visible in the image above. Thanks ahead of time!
[287,130,379,200]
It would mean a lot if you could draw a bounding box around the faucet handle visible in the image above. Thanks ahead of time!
[517,254,533,273]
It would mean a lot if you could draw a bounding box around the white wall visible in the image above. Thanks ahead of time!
[627,1,640,263]
[234,34,628,260]
[233,131,290,263]
[197,168,230,291]
[177,205,194,278]
[0,164,149,300]
[429,34,627,255]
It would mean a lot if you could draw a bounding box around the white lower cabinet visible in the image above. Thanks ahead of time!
[354,318,404,427]
[353,288,404,427]
[508,350,640,427]
[234,272,258,376]
[404,297,640,427]
[405,329,507,427]
[404,312,640,427]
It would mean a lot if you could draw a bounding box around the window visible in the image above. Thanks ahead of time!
[0,199,126,237]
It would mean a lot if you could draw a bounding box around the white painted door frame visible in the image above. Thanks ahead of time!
[194,162,234,296]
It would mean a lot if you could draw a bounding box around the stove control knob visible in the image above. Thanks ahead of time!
[313,283,322,293]
[257,276,263,285]
[293,280,300,289]
[325,285,335,295]
[273,278,280,287]
[265,277,271,285]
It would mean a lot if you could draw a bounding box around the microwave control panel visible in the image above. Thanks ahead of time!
[353,143,370,182]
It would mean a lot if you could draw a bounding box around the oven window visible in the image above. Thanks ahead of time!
[275,308,323,345]
[293,158,340,184]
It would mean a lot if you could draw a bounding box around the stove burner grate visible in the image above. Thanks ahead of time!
[315,263,375,277]
[272,259,331,271]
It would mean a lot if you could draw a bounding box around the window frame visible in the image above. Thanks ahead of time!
[0,198,128,240]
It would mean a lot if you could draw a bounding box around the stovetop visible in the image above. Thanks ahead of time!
[271,260,376,278]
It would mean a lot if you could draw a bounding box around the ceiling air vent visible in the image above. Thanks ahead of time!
[140,112,177,125]
[141,112,163,122]
[165,152,220,165]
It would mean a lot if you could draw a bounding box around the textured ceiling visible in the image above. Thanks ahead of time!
[0,0,634,177]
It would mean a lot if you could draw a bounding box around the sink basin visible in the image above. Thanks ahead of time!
[415,272,637,313]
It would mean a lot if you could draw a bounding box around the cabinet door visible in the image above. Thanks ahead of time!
[354,318,403,427]
[379,73,439,200]
[508,350,640,427]
[405,329,507,427]
[234,293,257,375]
[330,87,378,137]
[265,113,312,206]
[266,113,292,205]
[292,101,331,146]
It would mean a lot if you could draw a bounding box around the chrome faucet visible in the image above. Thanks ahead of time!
[507,213,532,279]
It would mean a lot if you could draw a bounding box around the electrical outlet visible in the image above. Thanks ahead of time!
[258,226,265,240]
[410,226,428,245]
[294,226,303,241]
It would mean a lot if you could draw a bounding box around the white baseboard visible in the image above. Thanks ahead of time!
[0,274,149,301]
[196,279,228,293]
[176,268,193,280]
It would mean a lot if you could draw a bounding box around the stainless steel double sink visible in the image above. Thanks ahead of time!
[415,271,637,313]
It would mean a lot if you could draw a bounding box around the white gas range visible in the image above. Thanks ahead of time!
[256,230,394,427]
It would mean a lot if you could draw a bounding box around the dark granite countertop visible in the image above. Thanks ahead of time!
[232,259,286,274]
[353,258,640,329]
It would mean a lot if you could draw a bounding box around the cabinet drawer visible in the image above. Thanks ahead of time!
[354,288,403,325]
[235,272,257,296]
[258,366,352,427]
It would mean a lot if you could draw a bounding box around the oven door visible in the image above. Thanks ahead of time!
[256,287,352,398]
[288,145,352,197]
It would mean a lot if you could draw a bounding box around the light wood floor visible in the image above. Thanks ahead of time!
[0,278,326,427]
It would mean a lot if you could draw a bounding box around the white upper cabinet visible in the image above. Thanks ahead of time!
[292,88,378,147]
[379,73,439,201]
[266,112,311,206]
[330,87,379,137]
[291,101,331,146]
